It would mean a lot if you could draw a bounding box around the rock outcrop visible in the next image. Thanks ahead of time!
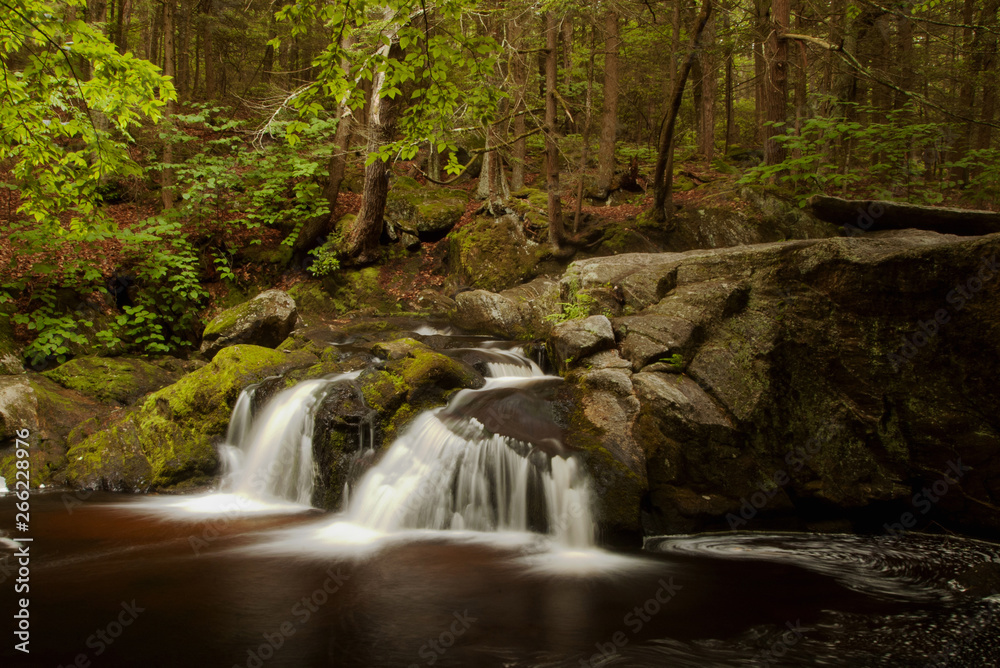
[460,230,1000,538]
[0,374,110,487]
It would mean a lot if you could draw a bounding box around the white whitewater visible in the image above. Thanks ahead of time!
[229,371,360,504]
[336,351,595,548]
[0,476,7,494]
[132,371,359,518]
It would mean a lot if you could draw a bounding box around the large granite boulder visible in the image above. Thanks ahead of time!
[200,290,298,360]
[457,230,1000,538]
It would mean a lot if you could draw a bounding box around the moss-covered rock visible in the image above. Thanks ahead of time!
[320,267,398,315]
[363,338,485,416]
[287,281,338,321]
[448,213,547,292]
[307,337,484,511]
[0,375,110,487]
[41,356,180,405]
[201,289,298,359]
[385,176,468,239]
[63,344,318,491]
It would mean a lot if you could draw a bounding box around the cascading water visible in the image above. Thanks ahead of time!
[224,372,360,505]
[337,348,595,547]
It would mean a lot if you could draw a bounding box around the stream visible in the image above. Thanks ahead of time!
[2,335,999,667]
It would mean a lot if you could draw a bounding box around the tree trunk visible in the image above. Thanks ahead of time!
[763,0,789,166]
[202,0,216,99]
[177,1,191,99]
[976,4,1000,151]
[477,100,511,209]
[510,16,529,192]
[345,35,404,264]
[595,11,619,196]
[651,0,713,222]
[696,13,716,161]
[114,0,128,51]
[573,24,596,233]
[561,13,574,133]
[545,11,564,252]
[161,0,176,211]
[292,36,355,258]
[262,9,276,84]
[723,13,734,152]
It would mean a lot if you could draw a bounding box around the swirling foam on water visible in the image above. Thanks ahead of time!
[648,532,1000,602]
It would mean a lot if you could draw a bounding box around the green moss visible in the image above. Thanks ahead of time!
[287,281,337,318]
[448,215,545,292]
[65,344,315,490]
[360,369,408,414]
[321,267,395,314]
[42,356,176,404]
[243,243,293,267]
[386,178,468,234]
[383,402,417,443]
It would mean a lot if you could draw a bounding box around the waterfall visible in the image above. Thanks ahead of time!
[339,350,595,547]
[0,476,7,494]
[223,371,360,505]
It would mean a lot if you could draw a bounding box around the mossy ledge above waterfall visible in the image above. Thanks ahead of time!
[64,345,319,492]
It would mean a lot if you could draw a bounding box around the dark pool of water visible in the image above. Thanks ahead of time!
[2,493,999,667]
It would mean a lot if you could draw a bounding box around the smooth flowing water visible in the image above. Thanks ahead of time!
[2,494,999,667]
[3,340,999,666]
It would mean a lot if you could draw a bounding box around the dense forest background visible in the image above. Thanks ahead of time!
[2,0,999,368]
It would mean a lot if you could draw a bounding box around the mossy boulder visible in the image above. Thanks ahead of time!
[201,289,298,359]
[321,267,396,315]
[361,338,485,418]
[287,281,339,322]
[448,213,547,292]
[41,356,180,405]
[0,375,109,487]
[509,188,550,220]
[385,176,468,239]
[63,344,318,491]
